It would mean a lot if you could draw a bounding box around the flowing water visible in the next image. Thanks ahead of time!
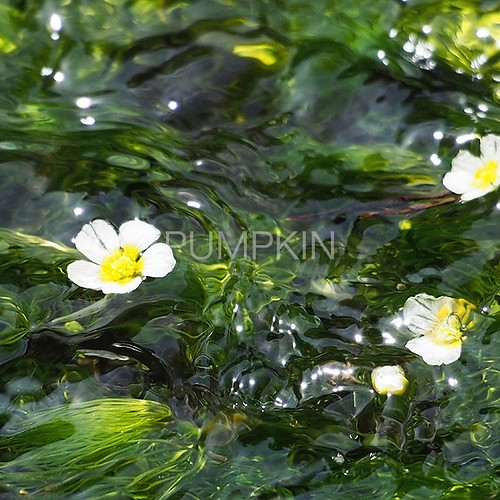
[0,0,499,498]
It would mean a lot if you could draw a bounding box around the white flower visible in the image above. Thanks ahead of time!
[443,134,500,201]
[403,293,475,366]
[67,219,176,294]
[371,365,408,396]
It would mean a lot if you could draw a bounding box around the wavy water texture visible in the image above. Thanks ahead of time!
[0,0,499,498]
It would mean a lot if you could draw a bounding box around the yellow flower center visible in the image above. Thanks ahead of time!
[100,245,143,284]
[430,313,462,345]
[472,160,498,189]
[429,299,474,346]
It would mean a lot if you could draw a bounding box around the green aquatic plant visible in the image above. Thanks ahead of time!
[0,228,80,349]
[0,224,191,342]
[0,286,30,346]
[0,398,203,498]
[0,0,498,498]
[0,228,79,287]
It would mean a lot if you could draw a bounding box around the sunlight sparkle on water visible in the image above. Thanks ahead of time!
[50,14,62,32]
[476,28,490,39]
[323,366,341,376]
[430,154,441,166]
[471,55,487,70]
[274,397,286,408]
[76,97,92,109]
[391,316,404,329]
[81,116,96,126]
[456,133,476,144]
[382,332,396,344]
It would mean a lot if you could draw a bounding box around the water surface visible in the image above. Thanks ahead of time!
[0,0,499,498]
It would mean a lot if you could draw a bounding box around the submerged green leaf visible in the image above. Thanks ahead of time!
[0,286,29,346]
[0,398,203,498]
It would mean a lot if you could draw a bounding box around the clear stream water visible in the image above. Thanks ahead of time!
[0,0,499,498]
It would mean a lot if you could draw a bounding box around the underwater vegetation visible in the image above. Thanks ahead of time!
[0,0,499,498]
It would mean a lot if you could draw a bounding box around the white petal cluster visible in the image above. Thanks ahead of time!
[67,219,176,294]
[403,293,474,365]
[443,134,500,201]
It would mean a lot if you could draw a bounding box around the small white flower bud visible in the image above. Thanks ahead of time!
[371,365,408,396]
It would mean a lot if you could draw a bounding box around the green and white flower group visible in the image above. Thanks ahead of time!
[370,134,497,396]
[371,292,475,396]
[66,135,494,398]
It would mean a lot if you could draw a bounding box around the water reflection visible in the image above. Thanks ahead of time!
[0,0,498,497]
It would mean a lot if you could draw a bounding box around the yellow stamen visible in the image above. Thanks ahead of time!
[429,299,474,346]
[472,160,498,189]
[429,313,462,346]
[452,298,476,329]
[100,245,143,284]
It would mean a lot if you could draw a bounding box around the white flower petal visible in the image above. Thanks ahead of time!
[451,150,483,173]
[118,220,161,251]
[443,152,481,195]
[479,134,500,161]
[101,277,143,294]
[444,139,500,201]
[443,170,474,195]
[403,293,448,336]
[495,164,500,187]
[67,260,103,290]
[140,243,176,277]
[405,336,461,365]
[460,186,495,201]
[74,220,119,264]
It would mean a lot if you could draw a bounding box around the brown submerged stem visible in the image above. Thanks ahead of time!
[286,191,460,221]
